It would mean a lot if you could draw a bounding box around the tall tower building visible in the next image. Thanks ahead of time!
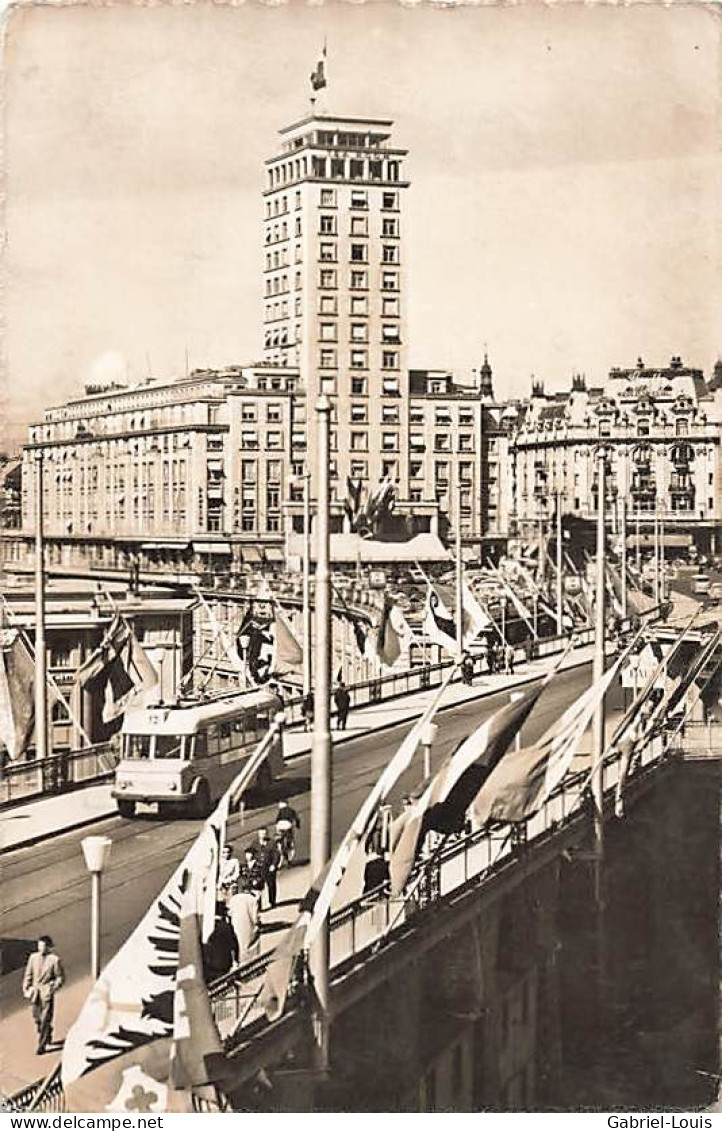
[262,114,410,505]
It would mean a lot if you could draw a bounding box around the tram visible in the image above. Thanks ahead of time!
[112,688,284,819]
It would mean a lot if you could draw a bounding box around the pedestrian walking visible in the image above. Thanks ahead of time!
[461,653,474,686]
[23,935,64,1054]
[302,691,314,731]
[334,679,351,730]
[217,843,240,896]
[505,643,515,674]
[251,828,281,909]
[363,850,390,897]
[239,847,265,904]
[227,881,260,964]
[202,904,238,982]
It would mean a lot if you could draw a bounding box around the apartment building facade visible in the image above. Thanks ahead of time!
[511,358,722,555]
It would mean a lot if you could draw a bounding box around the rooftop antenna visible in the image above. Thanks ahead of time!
[184,344,189,380]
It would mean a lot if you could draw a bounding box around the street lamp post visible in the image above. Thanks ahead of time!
[302,472,312,698]
[310,396,332,1049]
[420,720,439,781]
[591,446,608,1023]
[82,835,113,981]
[620,497,628,619]
[34,450,49,761]
[555,491,564,636]
[455,481,463,662]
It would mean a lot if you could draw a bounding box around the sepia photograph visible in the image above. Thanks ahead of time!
[1,0,721,1114]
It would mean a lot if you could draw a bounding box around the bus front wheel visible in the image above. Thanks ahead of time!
[117,799,135,819]
[191,780,211,820]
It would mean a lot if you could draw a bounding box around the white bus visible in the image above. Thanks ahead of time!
[112,688,285,819]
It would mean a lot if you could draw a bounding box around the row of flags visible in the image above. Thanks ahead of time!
[0,613,159,763]
[61,722,283,1112]
[59,612,722,1109]
[259,638,629,1020]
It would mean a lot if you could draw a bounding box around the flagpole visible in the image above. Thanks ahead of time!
[455,481,463,661]
[310,396,332,1059]
[653,500,660,605]
[302,471,312,698]
[592,446,607,1026]
[620,497,628,619]
[34,449,49,760]
[556,491,564,635]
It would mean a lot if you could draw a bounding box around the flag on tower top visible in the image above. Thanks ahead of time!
[310,42,327,93]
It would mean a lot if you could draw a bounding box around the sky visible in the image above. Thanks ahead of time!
[3,0,721,451]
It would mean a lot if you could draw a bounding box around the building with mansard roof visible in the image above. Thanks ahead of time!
[510,357,722,556]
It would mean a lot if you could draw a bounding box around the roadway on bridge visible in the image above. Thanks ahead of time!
[1,661,621,1093]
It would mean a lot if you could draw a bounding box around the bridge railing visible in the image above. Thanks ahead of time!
[1,622,600,809]
[0,742,119,807]
[210,721,671,1048]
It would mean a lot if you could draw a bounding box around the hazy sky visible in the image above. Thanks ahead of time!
[3,1,721,449]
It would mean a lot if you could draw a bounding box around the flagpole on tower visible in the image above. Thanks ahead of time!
[34,449,49,760]
[310,395,332,1063]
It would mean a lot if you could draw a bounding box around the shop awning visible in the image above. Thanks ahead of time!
[265,547,285,562]
[626,533,693,549]
[141,541,189,550]
[193,542,232,555]
[242,546,263,563]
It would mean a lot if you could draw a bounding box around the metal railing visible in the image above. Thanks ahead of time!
[0,742,118,807]
[209,719,672,1048]
[672,720,722,759]
[9,719,675,1114]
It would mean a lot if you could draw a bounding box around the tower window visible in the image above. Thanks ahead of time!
[351,190,368,209]
[382,218,399,238]
[320,215,336,234]
[382,245,399,264]
[382,272,399,291]
[382,191,398,210]
[320,349,337,369]
[351,216,368,236]
[351,350,368,369]
[350,243,367,263]
[349,159,364,179]
[320,188,336,207]
[319,243,337,262]
[351,376,367,396]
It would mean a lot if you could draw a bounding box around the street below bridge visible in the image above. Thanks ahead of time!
[0,660,623,1094]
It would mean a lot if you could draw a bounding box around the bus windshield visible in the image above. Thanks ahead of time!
[124,735,189,760]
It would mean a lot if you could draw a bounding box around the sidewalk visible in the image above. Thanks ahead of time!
[1,646,592,855]
[1,645,595,855]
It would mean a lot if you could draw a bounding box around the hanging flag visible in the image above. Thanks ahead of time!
[310,42,327,93]
[369,597,403,668]
[272,608,303,679]
[260,667,457,1018]
[389,661,562,896]
[471,657,623,826]
[62,725,280,1112]
[461,581,493,644]
[343,477,364,533]
[236,608,274,685]
[423,584,457,654]
[0,628,35,762]
[76,616,159,723]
